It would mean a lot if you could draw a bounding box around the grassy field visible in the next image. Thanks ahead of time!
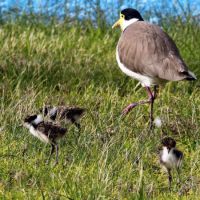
[0,20,200,199]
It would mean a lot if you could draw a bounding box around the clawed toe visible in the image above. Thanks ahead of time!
[121,103,137,116]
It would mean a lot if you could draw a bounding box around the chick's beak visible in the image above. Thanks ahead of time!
[112,18,122,29]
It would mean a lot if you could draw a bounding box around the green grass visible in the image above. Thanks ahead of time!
[0,20,200,199]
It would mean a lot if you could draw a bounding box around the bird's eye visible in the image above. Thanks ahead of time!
[121,14,124,18]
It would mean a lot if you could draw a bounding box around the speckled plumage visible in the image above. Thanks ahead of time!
[40,105,85,129]
[24,114,67,165]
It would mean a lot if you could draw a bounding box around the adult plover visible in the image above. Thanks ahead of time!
[112,8,196,129]
[159,137,183,189]
[24,114,67,165]
[40,105,85,130]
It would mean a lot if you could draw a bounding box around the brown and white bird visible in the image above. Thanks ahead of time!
[112,8,196,128]
[159,137,183,189]
[40,105,85,130]
[24,114,67,165]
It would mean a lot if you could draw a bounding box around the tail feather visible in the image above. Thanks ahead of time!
[182,71,197,81]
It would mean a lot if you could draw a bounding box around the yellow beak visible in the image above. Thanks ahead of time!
[112,18,123,29]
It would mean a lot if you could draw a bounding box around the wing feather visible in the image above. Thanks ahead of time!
[37,122,67,140]
[117,21,189,81]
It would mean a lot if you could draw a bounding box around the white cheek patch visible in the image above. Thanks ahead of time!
[121,18,139,31]
[33,115,43,125]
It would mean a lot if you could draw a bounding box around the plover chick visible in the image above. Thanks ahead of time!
[160,137,183,189]
[40,105,85,130]
[24,114,67,165]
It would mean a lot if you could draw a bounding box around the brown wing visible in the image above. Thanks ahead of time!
[37,122,67,140]
[118,21,189,81]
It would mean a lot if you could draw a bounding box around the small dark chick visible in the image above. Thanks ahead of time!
[159,137,183,189]
[24,114,67,165]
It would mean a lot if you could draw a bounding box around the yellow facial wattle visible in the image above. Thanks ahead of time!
[112,14,125,30]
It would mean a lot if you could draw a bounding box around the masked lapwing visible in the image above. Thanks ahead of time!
[40,105,85,130]
[112,8,196,129]
[160,137,183,189]
[24,114,67,165]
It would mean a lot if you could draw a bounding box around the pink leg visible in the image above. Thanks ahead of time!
[122,86,157,129]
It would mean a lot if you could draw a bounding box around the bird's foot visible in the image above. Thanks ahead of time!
[122,103,137,116]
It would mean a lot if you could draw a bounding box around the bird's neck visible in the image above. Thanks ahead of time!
[163,146,175,154]
[121,18,139,31]
[33,115,43,125]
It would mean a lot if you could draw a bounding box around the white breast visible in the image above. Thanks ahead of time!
[116,47,154,87]
[161,147,177,169]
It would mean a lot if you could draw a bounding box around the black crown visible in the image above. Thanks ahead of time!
[121,8,144,21]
